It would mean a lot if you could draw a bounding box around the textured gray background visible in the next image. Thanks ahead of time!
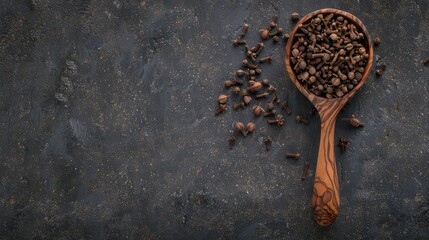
[0,0,428,239]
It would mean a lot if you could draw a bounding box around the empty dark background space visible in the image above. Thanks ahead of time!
[0,0,428,239]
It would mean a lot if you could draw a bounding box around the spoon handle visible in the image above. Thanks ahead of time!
[312,112,340,226]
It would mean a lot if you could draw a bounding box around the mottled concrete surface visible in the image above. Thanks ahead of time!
[0,0,428,239]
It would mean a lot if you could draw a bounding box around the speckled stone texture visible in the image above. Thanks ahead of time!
[0,0,428,239]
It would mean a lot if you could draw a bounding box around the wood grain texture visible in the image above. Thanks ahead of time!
[284,8,373,226]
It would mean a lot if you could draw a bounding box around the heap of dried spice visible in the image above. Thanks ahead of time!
[216,12,373,157]
[216,15,292,150]
[289,13,369,98]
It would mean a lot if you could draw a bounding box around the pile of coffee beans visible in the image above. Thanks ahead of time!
[289,13,369,98]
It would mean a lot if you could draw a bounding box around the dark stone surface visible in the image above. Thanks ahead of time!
[0,0,428,239]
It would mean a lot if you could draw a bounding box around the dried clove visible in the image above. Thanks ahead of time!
[260,28,270,40]
[243,95,252,105]
[247,81,262,93]
[246,121,256,134]
[232,86,241,94]
[269,27,283,37]
[375,55,386,76]
[224,79,243,88]
[267,96,276,111]
[264,136,272,151]
[341,114,364,127]
[270,15,278,28]
[218,94,229,104]
[228,135,237,150]
[253,43,265,56]
[262,79,270,85]
[291,12,300,21]
[259,56,272,63]
[267,114,285,126]
[215,104,227,116]
[282,100,292,115]
[286,152,300,159]
[236,69,248,76]
[242,59,259,69]
[272,35,280,42]
[374,36,381,46]
[233,102,245,110]
[246,50,257,61]
[234,122,247,136]
[301,161,310,181]
[248,69,256,76]
[255,92,269,98]
[338,137,349,152]
[295,114,309,124]
[282,33,290,40]
[263,109,277,117]
[252,103,265,116]
[232,39,246,46]
[241,22,249,38]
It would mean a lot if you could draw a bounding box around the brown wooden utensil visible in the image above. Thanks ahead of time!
[284,8,373,226]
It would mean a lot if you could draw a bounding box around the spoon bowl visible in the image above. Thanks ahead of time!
[285,8,373,226]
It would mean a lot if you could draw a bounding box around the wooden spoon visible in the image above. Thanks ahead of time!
[284,8,373,226]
